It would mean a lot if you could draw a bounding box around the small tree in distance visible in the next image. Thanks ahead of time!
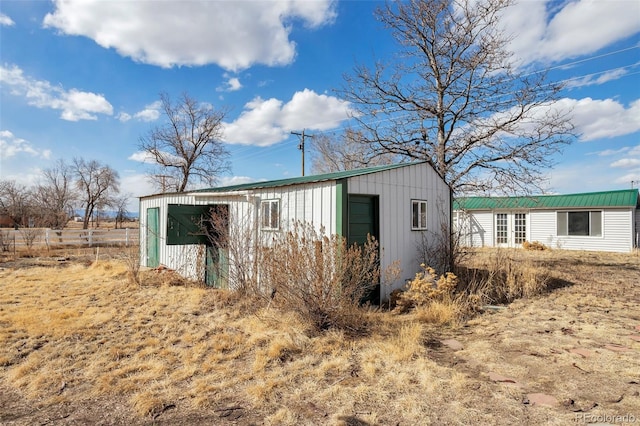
[73,158,120,230]
[139,92,231,193]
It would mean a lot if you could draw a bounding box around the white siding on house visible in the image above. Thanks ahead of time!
[348,163,450,300]
[458,207,636,253]
[458,211,493,248]
[535,208,633,253]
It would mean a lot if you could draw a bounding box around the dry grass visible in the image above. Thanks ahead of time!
[1,249,639,425]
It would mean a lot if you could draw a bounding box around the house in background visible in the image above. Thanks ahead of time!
[453,189,640,253]
[139,161,452,302]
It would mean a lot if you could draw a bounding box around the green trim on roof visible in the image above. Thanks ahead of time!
[454,189,640,210]
[193,162,427,193]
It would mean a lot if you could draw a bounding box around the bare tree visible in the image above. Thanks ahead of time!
[113,193,131,229]
[341,0,574,194]
[310,128,400,173]
[72,158,120,229]
[33,159,78,229]
[139,92,230,192]
[0,180,33,227]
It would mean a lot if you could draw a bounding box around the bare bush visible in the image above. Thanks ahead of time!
[259,221,380,333]
[458,249,550,304]
[0,230,14,253]
[417,203,468,276]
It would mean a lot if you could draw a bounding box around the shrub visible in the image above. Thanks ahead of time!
[457,249,550,305]
[522,240,548,251]
[395,264,458,313]
[393,265,468,325]
[259,221,379,333]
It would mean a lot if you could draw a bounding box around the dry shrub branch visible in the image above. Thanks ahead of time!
[260,221,380,332]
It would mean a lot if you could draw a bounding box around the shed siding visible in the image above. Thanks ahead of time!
[139,181,338,281]
[348,163,450,300]
[140,194,255,280]
[635,207,639,248]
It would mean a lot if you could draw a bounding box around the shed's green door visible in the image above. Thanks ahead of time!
[348,195,379,245]
[146,207,159,268]
[348,195,380,304]
[206,246,229,288]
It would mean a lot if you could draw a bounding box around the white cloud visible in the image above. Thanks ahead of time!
[43,0,336,71]
[127,151,156,164]
[501,0,640,65]
[591,147,631,157]
[611,158,640,169]
[217,176,262,188]
[565,68,631,89]
[222,89,353,146]
[217,75,243,92]
[0,64,113,121]
[555,98,640,141]
[118,101,161,122]
[0,13,14,26]
[0,130,50,159]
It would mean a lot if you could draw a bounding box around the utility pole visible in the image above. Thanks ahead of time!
[291,129,313,176]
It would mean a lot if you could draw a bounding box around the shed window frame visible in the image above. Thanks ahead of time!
[411,199,428,231]
[557,210,602,237]
[261,199,280,231]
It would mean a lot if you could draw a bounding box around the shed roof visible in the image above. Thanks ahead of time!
[193,161,428,193]
[454,189,640,211]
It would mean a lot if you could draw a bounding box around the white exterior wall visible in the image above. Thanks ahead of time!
[456,210,493,247]
[139,192,254,281]
[531,208,633,253]
[348,163,451,299]
[139,181,338,282]
[635,208,639,248]
[456,207,635,253]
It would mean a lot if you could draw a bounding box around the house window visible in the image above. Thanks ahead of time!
[411,200,427,230]
[557,211,602,237]
[261,199,280,230]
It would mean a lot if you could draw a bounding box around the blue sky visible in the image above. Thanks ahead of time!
[1,0,639,212]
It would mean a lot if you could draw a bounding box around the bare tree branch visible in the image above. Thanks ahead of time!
[139,92,231,192]
[340,0,575,195]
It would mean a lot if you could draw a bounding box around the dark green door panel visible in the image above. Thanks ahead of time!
[347,195,380,304]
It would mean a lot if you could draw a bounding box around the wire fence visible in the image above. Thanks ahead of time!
[0,228,139,253]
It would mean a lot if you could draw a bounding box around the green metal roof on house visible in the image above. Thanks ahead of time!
[192,161,428,193]
[454,189,640,211]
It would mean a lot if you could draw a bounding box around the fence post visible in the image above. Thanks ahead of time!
[125,228,129,247]
[45,229,50,248]
[89,230,93,247]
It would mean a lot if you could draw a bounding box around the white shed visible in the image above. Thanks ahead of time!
[139,161,452,302]
[454,189,640,253]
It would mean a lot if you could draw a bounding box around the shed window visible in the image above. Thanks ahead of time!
[261,199,280,230]
[411,200,428,230]
[557,211,602,237]
[167,204,209,245]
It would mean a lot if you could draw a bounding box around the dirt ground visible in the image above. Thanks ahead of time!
[0,248,639,425]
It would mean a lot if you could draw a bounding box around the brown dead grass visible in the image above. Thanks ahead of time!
[1,249,639,425]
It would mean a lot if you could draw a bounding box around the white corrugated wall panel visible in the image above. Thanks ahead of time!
[139,192,257,281]
[635,208,639,248]
[348,163,450,299]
